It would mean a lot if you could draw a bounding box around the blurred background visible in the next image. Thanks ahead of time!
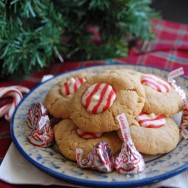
[151,0,188,24]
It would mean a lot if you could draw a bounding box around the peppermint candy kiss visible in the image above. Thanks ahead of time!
[136,112,166,128]
[115,113,145,174]
[27,102,54,147]
[141,74,170,92]
[76,141,114,172]
[27,121,54,147]
[76,128,103,139]
[60,77,85,95]
[82,83,116,114]
[27,102,48,130]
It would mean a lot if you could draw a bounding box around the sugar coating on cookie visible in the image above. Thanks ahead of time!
[54,119,122,161]
[70,72,145,133]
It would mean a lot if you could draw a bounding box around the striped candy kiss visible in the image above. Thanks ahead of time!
[141,74,170,92]
[180,103,188,139]
[60,77,85,96]
[136,112,166,128]
[76,128,103,139]
[81,83,116,114]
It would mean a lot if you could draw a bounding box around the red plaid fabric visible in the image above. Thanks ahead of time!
[0,19,188,188]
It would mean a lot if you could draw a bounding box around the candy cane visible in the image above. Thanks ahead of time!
[0,86,30,121]
[0,103,11,118]
[0,86,29,94]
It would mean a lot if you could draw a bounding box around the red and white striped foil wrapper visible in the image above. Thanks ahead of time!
[27,102,54,147]
[27,121,54,147]
[76,141,114,172]
[115,113,145,174]
[27,102,48,130]
[180,103,188,139]
[168,67,188,139]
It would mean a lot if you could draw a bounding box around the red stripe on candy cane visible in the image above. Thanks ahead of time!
[0,88,23,121]
[0,103,11,117]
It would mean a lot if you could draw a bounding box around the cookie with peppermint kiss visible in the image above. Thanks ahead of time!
[44,73,92,118]
[54,119,122,161]
[117,113,180,155]
[70,71,145,132]
[141,73,183,116]
[104,69,183,116]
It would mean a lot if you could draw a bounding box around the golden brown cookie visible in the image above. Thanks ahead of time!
[44,73,91,118]
[117,117,180,155]
[70,71,145,132]
[142,83,183,116]
[54,119,122,161]
[109,69,183,116]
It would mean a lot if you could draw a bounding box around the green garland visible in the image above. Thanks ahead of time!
[0,0,158,78]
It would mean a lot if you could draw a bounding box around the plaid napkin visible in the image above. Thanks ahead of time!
[0,19,188,187]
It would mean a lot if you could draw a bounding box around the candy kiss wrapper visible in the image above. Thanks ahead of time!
[76,141,114,172]
[168,67,188,139]
[180,103,188,139]
[27,102,48,130]
[115,113,145,174]
[27,121,54,147]
[27,102,54,147]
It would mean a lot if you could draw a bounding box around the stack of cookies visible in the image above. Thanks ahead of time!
[44,69,183,161]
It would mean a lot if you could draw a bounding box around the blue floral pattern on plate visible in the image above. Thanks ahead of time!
[11,64,188,187]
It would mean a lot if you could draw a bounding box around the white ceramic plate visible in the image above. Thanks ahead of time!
[11,64,188,187]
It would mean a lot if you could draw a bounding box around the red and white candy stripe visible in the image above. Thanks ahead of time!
[141,74,170,92]
[136,112,166,128]
[181,103,188,139]
[27,122,54,147]
[0,86,29,121]
[115,113,145,174]
[60,77,85,96]
[82,83,116,114]
[76,128,103,139]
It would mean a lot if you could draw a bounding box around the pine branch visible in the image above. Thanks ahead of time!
[0,0,159,78]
